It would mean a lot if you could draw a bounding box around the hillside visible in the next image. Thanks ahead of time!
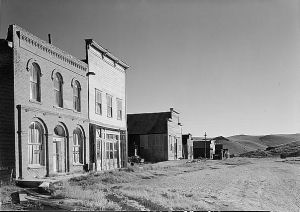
[224,134,300,155]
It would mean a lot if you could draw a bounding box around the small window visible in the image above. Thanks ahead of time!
[73,81,81,112]
[30,63,41,102]
[95,89,102,115]
[54,73,63,107]
[106,94,113,118]
[117,98,122,120]
[28,122,45,165]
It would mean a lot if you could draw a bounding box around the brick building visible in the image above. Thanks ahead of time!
[85,39,129,171]
[0,25,89,180]
[127,108,183,162]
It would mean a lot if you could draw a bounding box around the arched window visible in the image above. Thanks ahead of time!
[73,128,83,164]
[28,121,45,165]
[30,63,41,102]
[73,80,81,112]
[54,73,63,107]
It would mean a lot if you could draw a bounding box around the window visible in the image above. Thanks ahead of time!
[117,98,122,120]
[95,89,102,115]
[30,63,41,102]
[73,128,83,164]
[106,94,113,118]
[114,142,118,158]
[28,122,44,165]
[54,73,63,107]
[73,81,81,112]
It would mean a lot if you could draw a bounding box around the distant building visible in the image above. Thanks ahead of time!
[192,137,212,159]
[182,134,193,160]
[210,136,230,159]
[0,25,89,180]
[127,108,183,162]
[85,39,129,171]
[193,136,230,160]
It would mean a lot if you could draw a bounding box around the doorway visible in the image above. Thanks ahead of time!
[53,125,68,173]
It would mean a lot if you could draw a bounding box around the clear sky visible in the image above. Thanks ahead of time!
[1,0,300,137]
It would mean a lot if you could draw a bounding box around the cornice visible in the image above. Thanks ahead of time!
[20,105,89,123]
[85,39,130,71]
[13,25,87,72]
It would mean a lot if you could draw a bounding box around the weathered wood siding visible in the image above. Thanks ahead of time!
[87,46,126,130]
[167,113,183,160]
[139,133,168,162]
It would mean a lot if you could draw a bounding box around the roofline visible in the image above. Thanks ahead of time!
[170,107,180,114]
[127,111,171,116]
[10,24,87,69]
[85,39,130,69]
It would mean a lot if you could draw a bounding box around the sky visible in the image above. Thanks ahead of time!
[1,0,300,137]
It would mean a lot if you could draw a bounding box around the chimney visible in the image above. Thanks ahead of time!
[48,34,52,44]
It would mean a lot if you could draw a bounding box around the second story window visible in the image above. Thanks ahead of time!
[73,80,81,112]
[95,89,102,115]
[106,94,113,118]
[30,63,41,102]
[117,98,122,120]
[53,73,63,107]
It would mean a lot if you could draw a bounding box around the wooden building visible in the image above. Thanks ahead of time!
[127,108,183,162]
[210,136,230,159]
[85,39,129,171]
[182,134,193,159]
[192,137,212,159]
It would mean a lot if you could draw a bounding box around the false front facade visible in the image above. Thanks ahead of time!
[127,108,183,162]
[85,40,129,171]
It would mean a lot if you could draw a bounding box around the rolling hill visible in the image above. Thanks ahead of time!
[224,134,300,155]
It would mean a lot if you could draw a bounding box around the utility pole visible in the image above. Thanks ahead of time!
[204,132,207,159]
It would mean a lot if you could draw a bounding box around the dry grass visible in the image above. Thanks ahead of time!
[117,185,206,210]
[52,160,212,210]
[53,181,121,210]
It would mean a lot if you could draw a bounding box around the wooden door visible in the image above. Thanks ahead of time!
[96,139,102,171]
[53,137,66,173]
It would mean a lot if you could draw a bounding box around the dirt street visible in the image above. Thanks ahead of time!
[129,158,300,211]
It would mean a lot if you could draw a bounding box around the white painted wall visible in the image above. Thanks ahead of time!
[88,46,126,129]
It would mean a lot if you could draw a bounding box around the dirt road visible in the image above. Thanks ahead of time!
[124,158,300,211]
[15,157,298,211]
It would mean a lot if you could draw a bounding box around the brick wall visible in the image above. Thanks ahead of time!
[0,39,15,180]
[7,25,90,180]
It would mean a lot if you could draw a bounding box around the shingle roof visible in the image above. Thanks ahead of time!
[127,112,171,135]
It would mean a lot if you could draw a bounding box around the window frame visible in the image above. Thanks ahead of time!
[106,94,113,118]
[117,98,122,120]
[95,89,102,115]
[73,128,84,165]
[73,80,81,112]
[28,121,45,167]
[29,63,41,102]
[53,72,63,108]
